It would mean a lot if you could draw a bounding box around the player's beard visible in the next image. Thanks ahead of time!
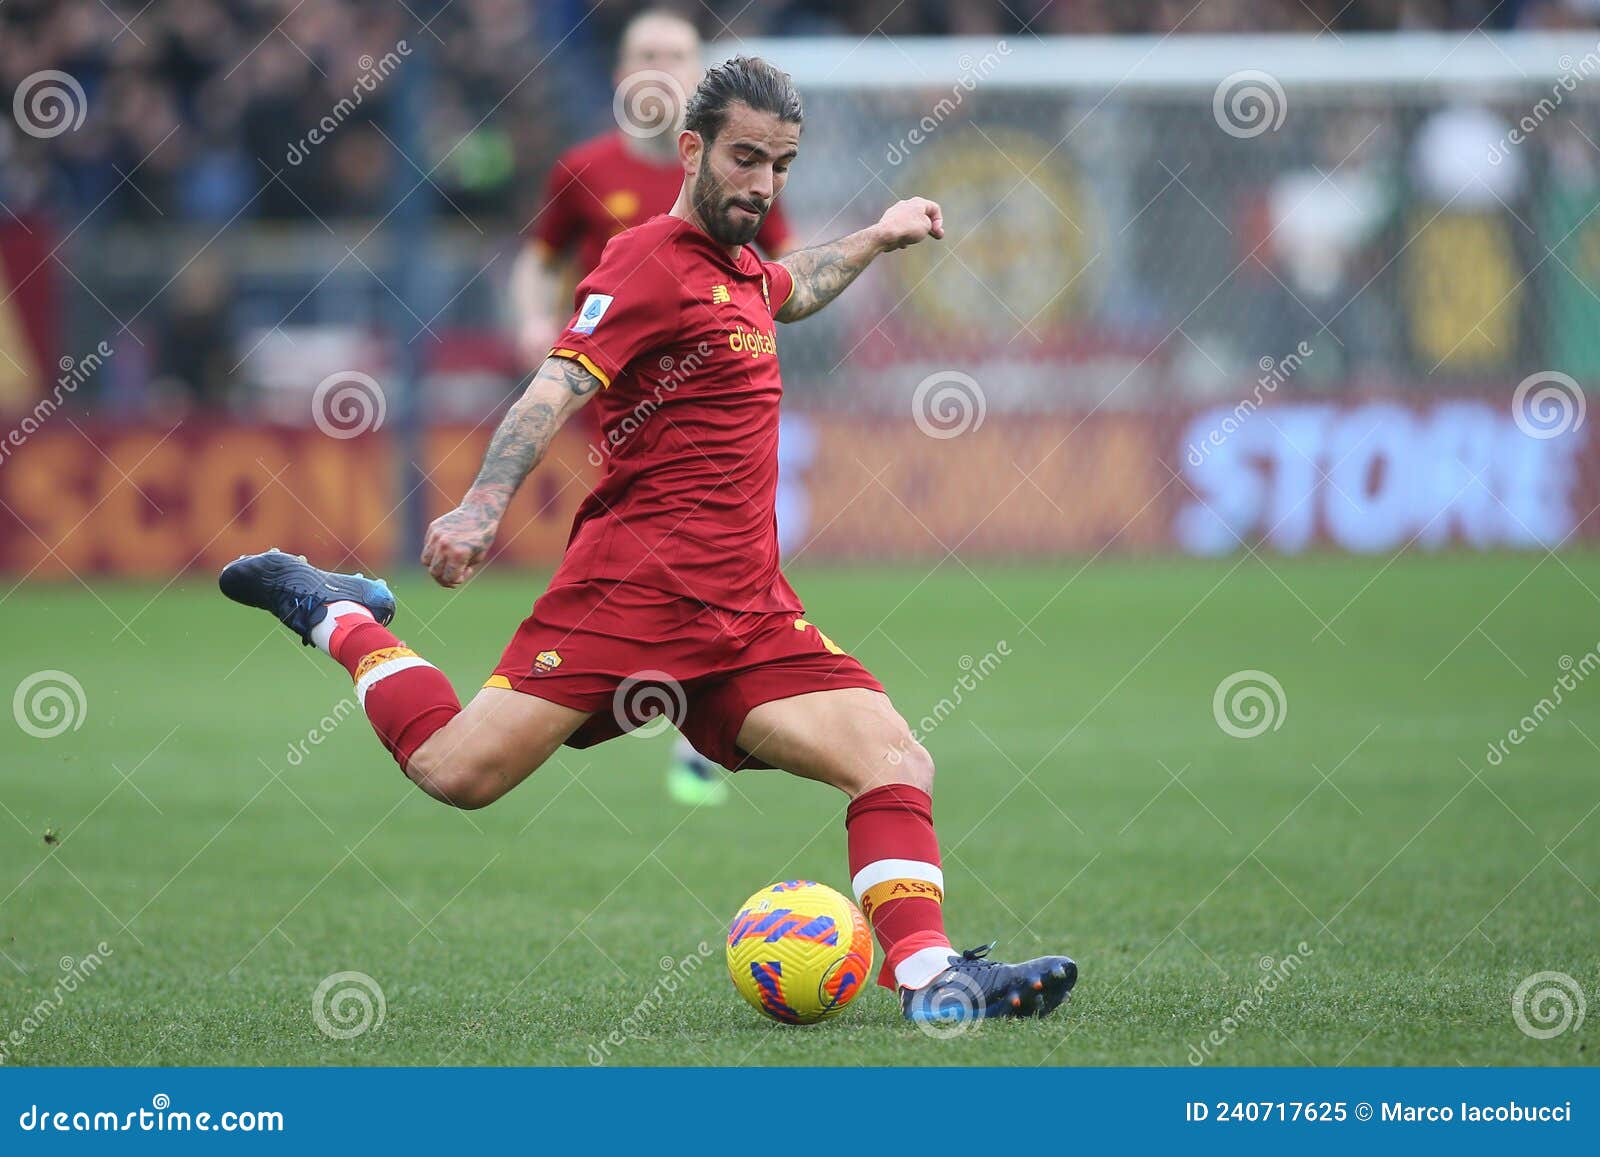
[693,152,766,246]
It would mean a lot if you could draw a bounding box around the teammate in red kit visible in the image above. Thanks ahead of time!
[221,57,1077,1024]
[510,9,794,366]
[510,7,795,807]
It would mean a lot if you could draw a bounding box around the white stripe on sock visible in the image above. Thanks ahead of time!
[310,601,375,654]
[896,944,957,990]
[355,656,435,706]
[850,858,944,902]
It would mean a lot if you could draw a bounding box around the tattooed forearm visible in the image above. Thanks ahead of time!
[421,354,600,585]
[775,228,886,322]
[462,356,601,519]
[775,198,943,324]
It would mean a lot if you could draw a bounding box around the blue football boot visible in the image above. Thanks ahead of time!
[219,548,396,645]
[902,944,1077,1023]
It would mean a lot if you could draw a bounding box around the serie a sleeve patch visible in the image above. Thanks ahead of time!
[572,293,615,334]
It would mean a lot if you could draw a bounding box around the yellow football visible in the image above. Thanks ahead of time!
[726,881,874,1024]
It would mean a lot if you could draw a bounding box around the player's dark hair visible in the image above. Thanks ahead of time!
[683,56,803,144]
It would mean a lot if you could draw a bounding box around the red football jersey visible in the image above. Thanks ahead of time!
[547,215,799,612]
[531,132,794,276]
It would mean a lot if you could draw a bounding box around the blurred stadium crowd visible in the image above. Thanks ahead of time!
[3,1,1598,567]
[3,0,1597,227]
[3,0,1600,419]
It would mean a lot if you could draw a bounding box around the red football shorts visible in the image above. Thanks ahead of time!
[487,580,883,770]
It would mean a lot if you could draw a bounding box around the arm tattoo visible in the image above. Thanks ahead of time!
[776,229,884,322]
[461,357,601,523]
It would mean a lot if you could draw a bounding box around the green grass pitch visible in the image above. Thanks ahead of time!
[2,554,1597,1066]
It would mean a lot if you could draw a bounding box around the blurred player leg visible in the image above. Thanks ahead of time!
[666,732,728,806]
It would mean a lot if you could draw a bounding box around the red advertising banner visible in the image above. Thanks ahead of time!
[0,397,1593,577]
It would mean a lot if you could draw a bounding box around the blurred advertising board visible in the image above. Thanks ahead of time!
[0,396,1591,577]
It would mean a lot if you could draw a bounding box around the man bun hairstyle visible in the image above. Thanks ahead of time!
[684,55,803,143]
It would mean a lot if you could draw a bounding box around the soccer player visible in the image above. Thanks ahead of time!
[222,57,1077,1024]
[510,7,796,807]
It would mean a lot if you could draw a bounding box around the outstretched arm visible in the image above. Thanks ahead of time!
[776,197,944,323]
[421,355,602,587]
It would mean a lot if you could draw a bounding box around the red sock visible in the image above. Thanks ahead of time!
[324,614,459,768]
[846,784,954,990]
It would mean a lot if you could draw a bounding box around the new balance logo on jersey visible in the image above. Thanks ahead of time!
[572,294,614,334]
[710,284,731,304]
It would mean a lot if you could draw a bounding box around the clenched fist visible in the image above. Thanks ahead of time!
[421,503,499,588]
[874,197,945,251]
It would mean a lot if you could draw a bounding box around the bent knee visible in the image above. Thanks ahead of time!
[854,733,934,797]
[887,739,936,794]
[406,746,529,810]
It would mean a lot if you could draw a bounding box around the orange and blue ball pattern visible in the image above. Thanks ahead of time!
[726,880,874,1024]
